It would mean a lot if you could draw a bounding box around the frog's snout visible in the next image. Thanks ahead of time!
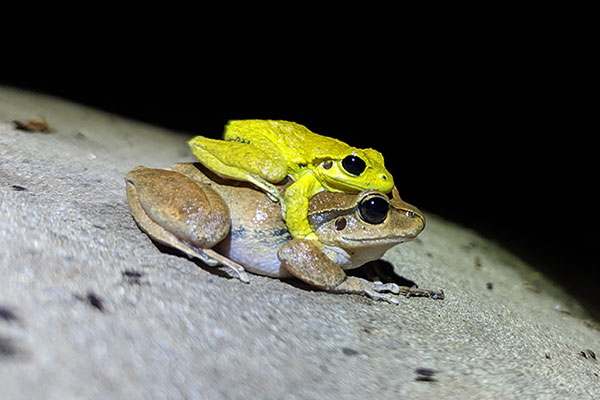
[393,201,426,239]
[378,172,395,192]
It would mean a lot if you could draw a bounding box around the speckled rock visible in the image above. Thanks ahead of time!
[1,86,598,399]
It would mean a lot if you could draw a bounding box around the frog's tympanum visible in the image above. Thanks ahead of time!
[125,163,424,304]
[188,120,394,242]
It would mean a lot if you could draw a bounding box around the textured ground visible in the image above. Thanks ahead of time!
[1,86,598,399]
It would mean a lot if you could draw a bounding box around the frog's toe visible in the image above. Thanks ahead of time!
[202,248,251,283]
[357,281,400,304]
[237,270,251,284]
[265,190,281,203]
[372,281,400,294]
[365,291,401,305]
[197,254,219,267]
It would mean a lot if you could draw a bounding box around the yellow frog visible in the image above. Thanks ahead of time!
[188,120,394,241]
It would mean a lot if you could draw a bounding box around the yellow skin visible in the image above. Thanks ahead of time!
[188,120,394,241]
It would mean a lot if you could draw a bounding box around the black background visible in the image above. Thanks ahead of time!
[2,4,599,317]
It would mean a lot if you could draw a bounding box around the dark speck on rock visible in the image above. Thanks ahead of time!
[580,349,596,360]
[86,293,104,312]
[415,367,437,376]
[0,336,20,358]
[75,292,105,312]
[122,270,145,285]
[415,367,438,382]
[0,305,19,323]
[342,347,359,356]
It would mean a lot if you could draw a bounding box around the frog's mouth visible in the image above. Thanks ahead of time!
[341,235,413,244]
[321,175,372,192]
[324,173,393,193]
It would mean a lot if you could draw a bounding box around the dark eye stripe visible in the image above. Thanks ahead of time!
[307,208,355,231]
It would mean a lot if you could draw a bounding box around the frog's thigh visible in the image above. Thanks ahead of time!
[278,239,401,304]
[125,167,249,282]
[189,136,287,188]
[126,166,230,247]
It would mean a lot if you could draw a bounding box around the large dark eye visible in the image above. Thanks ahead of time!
[342,155,366,176]
[358,195,389,225]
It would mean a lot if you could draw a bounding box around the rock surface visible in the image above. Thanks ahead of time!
[1,86,598,399]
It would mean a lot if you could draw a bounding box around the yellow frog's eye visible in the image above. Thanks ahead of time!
[358,195,389,225]
[341,155,367,176]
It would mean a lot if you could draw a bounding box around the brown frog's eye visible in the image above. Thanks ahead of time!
[358,195,389,225]
[342,155,366,176]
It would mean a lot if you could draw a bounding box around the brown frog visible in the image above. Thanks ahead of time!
[125,163,425,304]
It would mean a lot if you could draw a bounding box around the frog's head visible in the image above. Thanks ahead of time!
[307,187,425,267]
[313,148,395,194]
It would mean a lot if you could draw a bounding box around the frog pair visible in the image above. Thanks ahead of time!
[125,120,426,303]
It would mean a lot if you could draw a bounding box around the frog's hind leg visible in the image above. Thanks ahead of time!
[125,167,250,283]
[278,239,401,304]
[188,136,286,203]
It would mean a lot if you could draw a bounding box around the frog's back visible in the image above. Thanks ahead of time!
[224,119,352,166]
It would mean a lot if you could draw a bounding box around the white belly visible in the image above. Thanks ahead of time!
[213,223,293,278]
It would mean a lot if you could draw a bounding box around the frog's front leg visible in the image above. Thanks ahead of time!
[125,166,249,282]
[188,136,286,203]
[278,240,401,304]
[282,172,320,241]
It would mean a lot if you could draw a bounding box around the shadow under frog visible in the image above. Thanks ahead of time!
[125,163,431,304]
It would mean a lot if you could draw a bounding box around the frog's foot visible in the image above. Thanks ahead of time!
[188,136,286,203]
[342,280,444,301]
[128,197,250,283]
[278,239,400,304]
[373,281,401,294]
[160,242,250,283]
[157,237,249,282]
[195,248,250,283]
[333,277,401,305]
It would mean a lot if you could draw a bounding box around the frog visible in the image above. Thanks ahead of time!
[125,163,425,304]
[188,120,394,242]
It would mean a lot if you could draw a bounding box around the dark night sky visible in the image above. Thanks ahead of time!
[2,4,599,316]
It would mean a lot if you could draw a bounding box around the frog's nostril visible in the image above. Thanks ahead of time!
[381,174,387,180]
